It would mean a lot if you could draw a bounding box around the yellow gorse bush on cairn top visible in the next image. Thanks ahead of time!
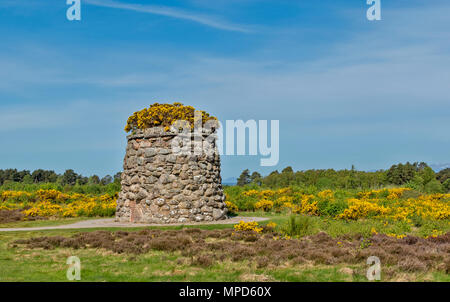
[124,102,218,133]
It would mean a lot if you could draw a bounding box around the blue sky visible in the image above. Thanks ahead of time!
[0,0,449,179]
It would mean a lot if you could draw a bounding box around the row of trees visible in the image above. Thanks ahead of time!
[0,169,121,187]
[236,163,450,193]
[385,163,450,192]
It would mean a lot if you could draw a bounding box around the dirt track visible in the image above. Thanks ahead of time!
[0,216,268,232]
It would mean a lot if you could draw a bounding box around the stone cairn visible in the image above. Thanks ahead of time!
[116,127,228,224]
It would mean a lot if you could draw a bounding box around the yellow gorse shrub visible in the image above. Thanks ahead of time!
[337,198,390,220]
[0,191,33,201]
[233,221,263,233]
[125,102,218,132]
[1,190,117,218]
[275,195,294,208]
[387,233,406,239]
[225,201,238,213]
[254,199,274,211]
[282,202,300,213]
[234,187,450,222]
[243,190,260,197]
[242,189,275,198]
[424,229,444,239]
[317,189,334,200]
[36,189,70,203]
[337,190,450,221]
[267,222,277,228]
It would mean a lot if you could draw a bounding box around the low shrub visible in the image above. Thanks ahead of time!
[281,215,316,238]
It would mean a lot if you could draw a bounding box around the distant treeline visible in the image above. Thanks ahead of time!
[0,169,122,195]
[236,162,450,193]
[0,169,121,186]
[2,162,450,194]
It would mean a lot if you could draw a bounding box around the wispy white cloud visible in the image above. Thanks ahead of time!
[0,102,93,132]
[84,0,252,33]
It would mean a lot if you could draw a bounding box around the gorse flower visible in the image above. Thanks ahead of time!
[233,221,263,233]
[229,187,450,223]
[225,201,238,213]
[266,222,277,228]
[1,189,117,218]
[124,102,218,133]
[254,199,274,211]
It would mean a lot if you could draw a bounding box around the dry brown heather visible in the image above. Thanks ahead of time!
[0,209,46,224]
[13,229,450,274]
[0,210,24,223]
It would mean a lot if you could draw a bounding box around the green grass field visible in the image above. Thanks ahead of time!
[0,212,448,282]
[0,217,93,229]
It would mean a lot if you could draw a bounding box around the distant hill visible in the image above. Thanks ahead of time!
[430,163,450,172]
[222,177,237,186]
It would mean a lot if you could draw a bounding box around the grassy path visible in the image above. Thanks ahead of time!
[0,216,269,232]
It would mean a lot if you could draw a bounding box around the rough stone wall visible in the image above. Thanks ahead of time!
[116,128,228,223]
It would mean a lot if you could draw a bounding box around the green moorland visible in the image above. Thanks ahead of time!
[0,164,449,282]
[0,212,448,282]
[0,217,93,229]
